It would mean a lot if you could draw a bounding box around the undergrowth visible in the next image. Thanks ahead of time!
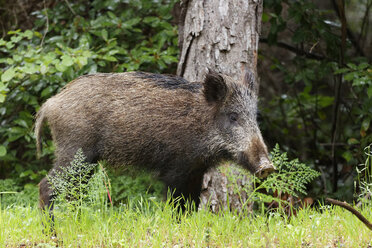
[1,198,371,247]
[355,143,372,205]
[1,147,371,247]
[222,144,320,211]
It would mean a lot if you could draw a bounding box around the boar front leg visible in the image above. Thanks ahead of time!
[164,167,206,212]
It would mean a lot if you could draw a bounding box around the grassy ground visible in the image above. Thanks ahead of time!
[1,199,371,248]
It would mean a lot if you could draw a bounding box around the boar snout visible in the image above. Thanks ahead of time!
[238,151,275,178]
[238,137,275,178]
[255,159,275,178]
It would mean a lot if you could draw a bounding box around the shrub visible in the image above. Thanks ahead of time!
[0,0,178,183]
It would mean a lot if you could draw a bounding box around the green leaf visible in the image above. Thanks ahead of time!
[40,64,48,74]
[41,86,53,98]
[0,146,6,156]
[61,55,74,67]
[55,63,67,72]
[24,30,33,39]
[107,11,117,19]
[5,41,15,49]
[367,85,372,99]
[357,62,369,70]
[344,72,355,81]
[342,151,353,162]
[101,29,108,41]
[262,12,269,23]
[1,67,16,82]
[318,96,334,108]
[13,54,22,62]
[22,63,38,74]
[347,63,357,70]
[10,35,22,43]
[124,17,141,27]
[0,82,6,91]
[347,138,359,145]
[361,118,370,131]
[102,55,117,62]
[14,119,28,128]
[317,111,326,120]
[334,68,349,74]
[76,56,88,68]
[7,29,21,35]
[0,93,5,103]
[352,78,366,87]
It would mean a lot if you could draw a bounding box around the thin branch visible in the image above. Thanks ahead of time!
[318,142,348,147]
[331,0,365,57]
[12,8,18,28]
[318,167,328,195]
[358,1,371,42]
[260,38,325,60]
[326,198,372,231]
[331,0,346,193]
[0,20,5,38]
[40,0,49,47]
[17,0,30,23]
[63,0,76,16]
[293,87,311,138]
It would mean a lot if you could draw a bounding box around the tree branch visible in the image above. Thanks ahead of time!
[40,0,49,47]
[331,0,365,57]
[358,0,372,46]
[326,198,372,231]
[330,0,347,193]
[260,38,325,60]
[63,0,76,15]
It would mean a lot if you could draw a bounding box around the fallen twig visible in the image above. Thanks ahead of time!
[326,198,372,231]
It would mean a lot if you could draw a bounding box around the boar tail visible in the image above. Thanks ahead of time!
[35,106,47,158]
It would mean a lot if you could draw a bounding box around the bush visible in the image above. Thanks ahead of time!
[0,179,38,207]
[222,144,320,212]
[260,0,372,197]
[355,144,372,205]
[0,0,178,183]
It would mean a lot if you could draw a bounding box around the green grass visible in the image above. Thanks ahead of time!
[1,200,371,247]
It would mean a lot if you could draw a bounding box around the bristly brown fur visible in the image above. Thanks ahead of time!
[36,71,274,215]
[35,106,46,158]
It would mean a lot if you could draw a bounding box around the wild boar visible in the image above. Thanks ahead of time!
[35,70,274,212]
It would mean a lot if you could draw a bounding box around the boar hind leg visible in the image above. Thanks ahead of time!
[39,147,100,235]
[39,173,56,236]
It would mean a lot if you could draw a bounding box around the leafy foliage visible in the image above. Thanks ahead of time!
[1,0,371,204]
[0,179,38,207]
[47,149,108,211]
[107,167,164,205]
[0,0,178,183]
[224,145,320,209]
[252,144,320,203]
[260,0,372,197]
[355,144,372,205]
[47,149,163,212]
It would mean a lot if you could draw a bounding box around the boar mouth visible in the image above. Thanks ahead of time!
[255,162,275,178]
[237,151,275,179]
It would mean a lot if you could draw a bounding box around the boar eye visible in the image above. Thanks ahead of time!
[228,112,239,123]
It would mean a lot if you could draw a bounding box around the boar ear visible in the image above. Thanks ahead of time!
[203,70,228,104]
[243,69,258,95]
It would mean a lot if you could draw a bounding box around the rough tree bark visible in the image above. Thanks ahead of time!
[177,0,264,212]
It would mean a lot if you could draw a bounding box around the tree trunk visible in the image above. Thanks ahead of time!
[177,0,263,212]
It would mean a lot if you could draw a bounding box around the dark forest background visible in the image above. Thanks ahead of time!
[0,0,371,202]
